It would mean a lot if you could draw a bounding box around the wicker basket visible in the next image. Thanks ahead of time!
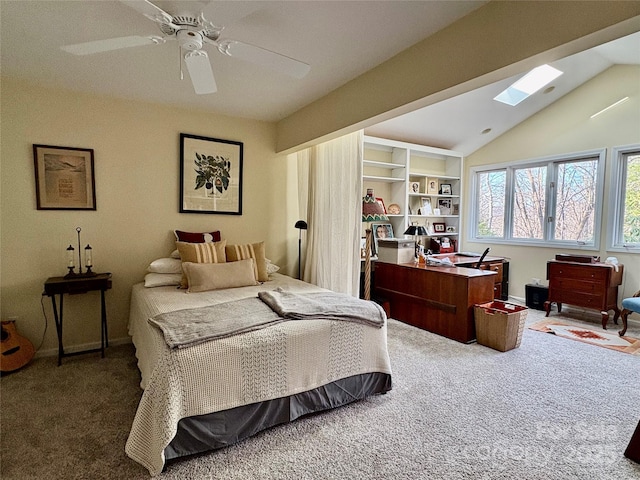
[474,301,528,352]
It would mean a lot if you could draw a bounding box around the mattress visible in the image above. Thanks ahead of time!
[125,273,392,475]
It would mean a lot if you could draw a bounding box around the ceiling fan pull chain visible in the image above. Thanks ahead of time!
[179,46,184,80]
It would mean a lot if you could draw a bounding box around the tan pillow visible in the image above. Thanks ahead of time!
[225,242,268,282]
[182,259,258,293]
[176,240,227,288]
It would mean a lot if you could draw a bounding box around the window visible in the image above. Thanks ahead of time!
[609,145,640,252]
[471,150,605,248]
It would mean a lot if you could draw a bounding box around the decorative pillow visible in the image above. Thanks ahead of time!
[174,230,221,243]
[265,258,280,275]
[147,257,182,274]
[144,273,182,288]
[182,259,258,293]
[176,240,227,288]
[170,249,181,259]
[225,242,268,282]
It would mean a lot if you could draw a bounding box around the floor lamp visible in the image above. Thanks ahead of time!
[295,220,307,279]
[362,193,388,300]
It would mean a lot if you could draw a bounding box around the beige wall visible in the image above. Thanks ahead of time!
[0,79,299,353]
[463,65,640,301]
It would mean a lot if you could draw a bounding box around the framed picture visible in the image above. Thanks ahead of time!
[437,198,452,215]
[371,222,394,254]
[409,181,421,194]
[446,226,456,233]
[439,183,452,195]
[420,197,433,215]
[427,178,438,195]
[360,236,375,258]
[180,133,243,214]
[433,222,446,233]
[375,197,387,214]
[33,144,96,210]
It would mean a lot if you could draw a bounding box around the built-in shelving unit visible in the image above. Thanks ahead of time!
[362,135,464,251]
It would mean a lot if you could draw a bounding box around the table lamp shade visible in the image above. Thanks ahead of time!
[404,225,427,236]
[362,195,388,222]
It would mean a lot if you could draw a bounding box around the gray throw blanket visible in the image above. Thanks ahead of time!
[149,289,386,349]
[258,288,386,328]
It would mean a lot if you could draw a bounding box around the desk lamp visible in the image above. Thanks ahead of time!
[362,192,388,300]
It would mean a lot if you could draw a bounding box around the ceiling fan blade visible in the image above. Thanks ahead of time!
[61,35,164,55]
[217,40,310,79]
[119,0,177,28]
[184,50,217,94]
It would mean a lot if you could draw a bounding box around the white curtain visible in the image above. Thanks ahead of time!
[292,131,363,295]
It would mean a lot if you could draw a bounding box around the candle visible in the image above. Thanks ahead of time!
[84,245,93,268]
[66,245,75,267]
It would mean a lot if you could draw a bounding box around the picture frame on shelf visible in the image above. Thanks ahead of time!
[375,197,387,214]
[453,203,460,215]
[360,237,375,259]
[371,222,394,254]
[439,183,452,195]
[446,226,456,233]
[433,208,441,216]
[427,178,438,195]
[33,144,96,210]
[433,222,446,233]
[409,181,421,194]
[387,203,401,215]
[437,198,452,215]
[420,197,433,215]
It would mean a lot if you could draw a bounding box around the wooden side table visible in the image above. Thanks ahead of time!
[43,273,112,365]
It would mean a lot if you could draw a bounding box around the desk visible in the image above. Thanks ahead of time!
[43,273,112,365]
[374,262,496,343]
[430,254,509,300]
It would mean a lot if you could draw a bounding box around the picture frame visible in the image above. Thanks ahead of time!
[409,181,421,194]
[375,197,387,214]
[433,222,446,233]
[371,222,394,254]
[437,198,452,215]
[446,226,457,233]
[33,144,96,210]
[420,197,433,215]
[427,178,439,195]
[180,133,243,214]
[439,183,452,195]
[433,208,441,216]
[360,236,375,259]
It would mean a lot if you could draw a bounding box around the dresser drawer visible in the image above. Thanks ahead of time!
[548,263,609,282]
[550,277,603,294]
[553,290,605,309]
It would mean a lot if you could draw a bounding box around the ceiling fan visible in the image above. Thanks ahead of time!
[60,0,311,94]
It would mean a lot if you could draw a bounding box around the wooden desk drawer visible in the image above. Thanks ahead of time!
[480,262,503,283]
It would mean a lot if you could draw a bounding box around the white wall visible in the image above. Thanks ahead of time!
[0,79,300,353]
[463,65,640,302]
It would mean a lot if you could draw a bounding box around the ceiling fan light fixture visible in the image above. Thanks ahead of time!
[177,30,203,50]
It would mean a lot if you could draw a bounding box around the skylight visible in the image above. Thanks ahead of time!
[494,65,563,106]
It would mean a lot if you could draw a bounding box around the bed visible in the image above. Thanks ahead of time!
[125,272,392,475]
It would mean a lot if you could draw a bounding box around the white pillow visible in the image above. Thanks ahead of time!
[144,273,182,288]
[170,249,181,259]
[147,257,182,274]
[265,258,280,275]
[182,259,258,293]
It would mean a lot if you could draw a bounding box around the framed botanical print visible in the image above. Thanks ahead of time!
[33,144,96,210]
[180,133,243,214]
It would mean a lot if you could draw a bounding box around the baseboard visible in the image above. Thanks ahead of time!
[34,336,132,359]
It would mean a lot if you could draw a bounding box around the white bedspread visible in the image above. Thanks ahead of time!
[125,274,392,475]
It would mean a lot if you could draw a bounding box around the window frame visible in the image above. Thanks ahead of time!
[607,144,640,253]
[469,149,606,250]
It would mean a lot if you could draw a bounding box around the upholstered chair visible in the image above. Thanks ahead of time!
[620,290,640,336]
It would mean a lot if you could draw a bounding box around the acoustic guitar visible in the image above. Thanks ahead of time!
[1,321,35,372]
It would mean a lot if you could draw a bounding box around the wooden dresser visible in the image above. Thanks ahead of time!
[544,260,623,328]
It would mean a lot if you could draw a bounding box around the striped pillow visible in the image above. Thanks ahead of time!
[225,242,268,282]
[176,240,227,288]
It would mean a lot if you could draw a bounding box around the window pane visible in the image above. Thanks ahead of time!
[512,166,546,239]
[623,154,640,244]
[476,170,505,237]
[554,159,597,242]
